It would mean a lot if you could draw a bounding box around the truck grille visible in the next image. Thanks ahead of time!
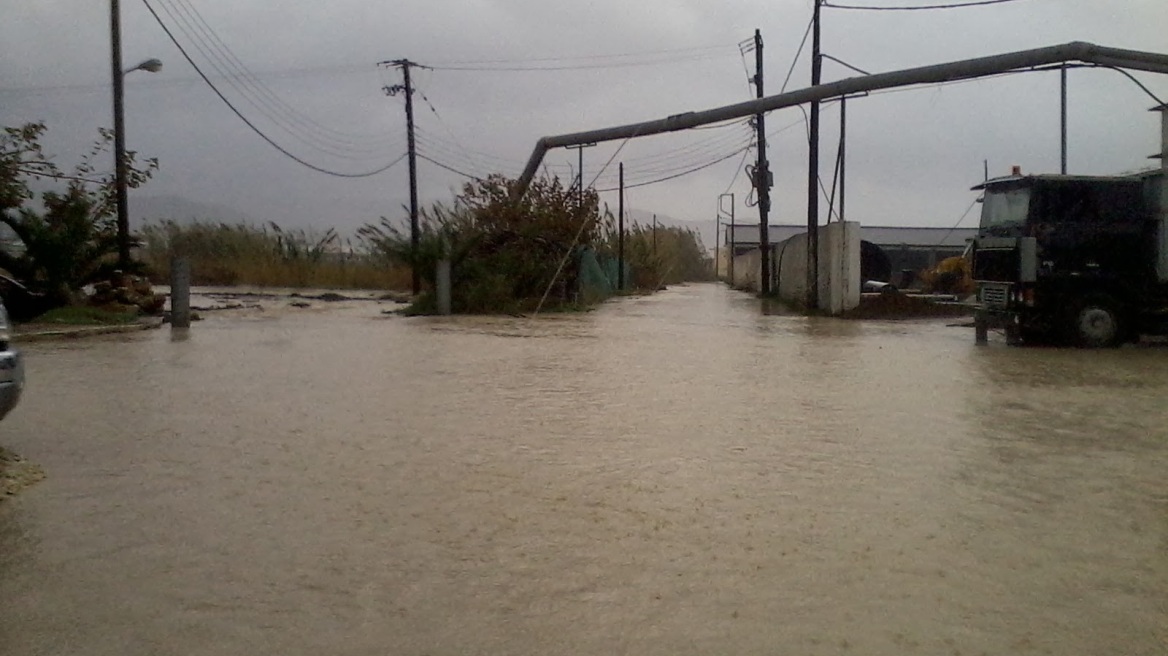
[980,283,1010,308]
[973,248,1018,282]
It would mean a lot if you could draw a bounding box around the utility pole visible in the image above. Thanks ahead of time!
[618,162,625,291]
[715,215,720,279]
[752,28,773,295]
[839,96,847,223]
[652,213,658,258]
[384,60,421,295]
[718,193,736,285]
[110,0,130,270]
[566,143,596,209]
[1060,65,1068,174]
[807,0,823,310]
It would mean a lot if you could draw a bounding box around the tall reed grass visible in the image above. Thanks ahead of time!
[139,220,410,290]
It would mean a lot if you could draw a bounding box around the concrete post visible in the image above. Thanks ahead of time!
[436,259,452,315]
[975,311,989,344]
[170,257,191,329]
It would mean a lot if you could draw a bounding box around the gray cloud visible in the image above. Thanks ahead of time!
[2,0,1166,238]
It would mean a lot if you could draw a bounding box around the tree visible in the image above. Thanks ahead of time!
[360,174,600,313]
[0,122,157,308]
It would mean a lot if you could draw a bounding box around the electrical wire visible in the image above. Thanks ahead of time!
[429,44,738,72]
[935,197,980,247]
[141,0,409,177]
[429,51,738,72]
[416,153,484,180]
[434,44,736,66]
[154,0,396,158]
[415,131,522,175]
[0,63,386,96]
[781,14,816,94]
[594,133,755,183]
[163,0,397,149]
[721,143,755,196]
[153,0,398,161]
[820,53,872,76]
[738,37,756,95]
[823,0,1027,9]
[1084,65,1166,106]
[596,144,753,192]
[414,86,497,175]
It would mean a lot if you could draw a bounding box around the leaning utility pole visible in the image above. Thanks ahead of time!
[807,0,823,309]
[384,60,421,295]
[752,28,773,295]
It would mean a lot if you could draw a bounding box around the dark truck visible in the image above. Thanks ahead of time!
[972,167,1168,346]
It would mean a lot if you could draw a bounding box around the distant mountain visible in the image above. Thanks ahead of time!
[130,195,255,229]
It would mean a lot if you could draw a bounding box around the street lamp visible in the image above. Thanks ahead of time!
[127,58,163,75]
[111,0,161,271]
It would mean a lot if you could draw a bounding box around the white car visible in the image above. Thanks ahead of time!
[0,299,24,420]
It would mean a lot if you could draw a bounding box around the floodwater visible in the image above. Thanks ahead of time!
[1,283,1165,656]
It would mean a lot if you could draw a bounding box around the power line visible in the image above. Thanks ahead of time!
[1085,65,1165,106]
[141,0,409,177]
[935,196,980,247]
[820,53,872,76]
[596,144,753,192]
[721,142,755,196]
[162,0,396,150]
[430,44,736,67]
[781,14,816,93]
[429,51,737,72]
[155,0,400,159]
[152,0,392,161]
[594,133,755,182]
[823,0,1027,10]
[415,131,519,175]
[416,153,484,180]
[0,63,386,96]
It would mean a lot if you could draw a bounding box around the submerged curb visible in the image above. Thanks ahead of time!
[15,317,164,342]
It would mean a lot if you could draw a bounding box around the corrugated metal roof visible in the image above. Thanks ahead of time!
[724,224,977,249]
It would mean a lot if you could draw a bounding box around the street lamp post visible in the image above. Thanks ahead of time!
[111,0,161,270]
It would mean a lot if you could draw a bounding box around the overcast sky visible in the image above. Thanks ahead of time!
[2,0,1167,244]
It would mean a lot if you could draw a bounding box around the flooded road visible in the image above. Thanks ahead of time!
[1,283,1165,655]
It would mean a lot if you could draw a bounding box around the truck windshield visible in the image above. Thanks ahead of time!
[980,188,1030,231]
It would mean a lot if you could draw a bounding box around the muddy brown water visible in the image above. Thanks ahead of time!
[0,284,1165,655]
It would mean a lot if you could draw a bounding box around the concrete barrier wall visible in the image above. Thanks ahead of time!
[732,221,860,314]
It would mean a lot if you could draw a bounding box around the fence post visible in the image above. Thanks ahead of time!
[170,257,191,328]
[436,259,451,315]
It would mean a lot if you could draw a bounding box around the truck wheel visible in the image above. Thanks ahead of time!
[1072,300,1123,348]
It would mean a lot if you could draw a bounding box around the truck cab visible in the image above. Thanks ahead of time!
[972,170,1168,346]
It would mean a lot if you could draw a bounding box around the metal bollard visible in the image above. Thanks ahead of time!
[170,257,191,328]
[436,259,451,316]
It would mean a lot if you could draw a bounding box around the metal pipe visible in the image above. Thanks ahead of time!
[513,42,1168,197]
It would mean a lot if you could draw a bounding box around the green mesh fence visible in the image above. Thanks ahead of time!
[576,247,631,302]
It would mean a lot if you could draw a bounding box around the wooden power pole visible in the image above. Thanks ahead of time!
[753,29,772,295]
[384,60,421,295]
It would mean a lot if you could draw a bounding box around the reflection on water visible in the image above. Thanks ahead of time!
[0,284,1164,655]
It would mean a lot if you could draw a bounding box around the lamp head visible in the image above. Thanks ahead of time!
[127,58,163,74]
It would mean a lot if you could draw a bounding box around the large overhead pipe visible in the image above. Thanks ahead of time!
[513,42,1168,198]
